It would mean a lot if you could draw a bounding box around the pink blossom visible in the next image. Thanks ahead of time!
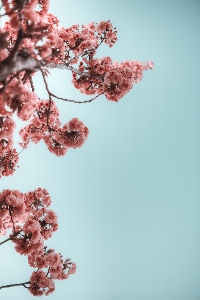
[45,209,58,224]
[42,195,51,206]
[29,270,55,296]
[9,14,19,30]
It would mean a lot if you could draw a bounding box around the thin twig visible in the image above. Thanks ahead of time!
[0,230,21,246]
[50,91,104,104]
[0,281,30,290]
[40,64,104,104]
[18,139,30,155]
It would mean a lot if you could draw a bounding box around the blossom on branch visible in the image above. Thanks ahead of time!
[0,0,154,295]
[19,100,89,156]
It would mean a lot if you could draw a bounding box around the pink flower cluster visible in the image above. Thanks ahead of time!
[0,188,57,246]
[0,187,76,297]
[0,77,38,121]
[19,100,89,156]
[13,217,45,255]
[29,248,76,279]
[0,148,19,177]
[37,19,117,64]
[28,250,76,296]
[0,115,19,177]
[29,270,55,296]
[12,190,58,255]
[0,117,15,154]
[72,57,154,102]
[0,76,38,177]
[0,189,24,235]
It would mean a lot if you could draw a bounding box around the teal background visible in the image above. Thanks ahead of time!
[1,1,200,299]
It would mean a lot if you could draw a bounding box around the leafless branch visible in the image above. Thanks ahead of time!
[0,281,30,290]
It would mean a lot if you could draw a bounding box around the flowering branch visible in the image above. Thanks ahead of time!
[45,61,103,81]
[0,0,155,296]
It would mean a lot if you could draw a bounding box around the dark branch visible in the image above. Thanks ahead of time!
[0,230,21,246]
[0,281,30,290]
[51,91,104,104]
[0,54,41,83]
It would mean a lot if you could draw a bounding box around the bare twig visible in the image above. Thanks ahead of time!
[0,281,30,290]
[50,91,104,104]
[0,230,22,246]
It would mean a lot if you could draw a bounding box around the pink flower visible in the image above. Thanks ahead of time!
[6,194,17,206]
[68,262,76,274]
[85,22,96,31]
[42,195,51,206]
[34,188,44,199]
[29,270,55,296]
[97,21,112,33]
[45,210,58,224]
[22,9,37,23]
[9,14,19,30]
[39,47,52,59]
[46,251,61,268]
[96,65,106,74]
[35,255,47,269]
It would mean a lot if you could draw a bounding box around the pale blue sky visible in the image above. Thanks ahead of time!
[1,1,200,300]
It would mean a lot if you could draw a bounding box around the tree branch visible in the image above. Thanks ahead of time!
[45,62,103,81]
[0,230,21,246]
[0,281,30,290]
[40,67,104,104]
[51,91,104,104]
[0,54,41,83]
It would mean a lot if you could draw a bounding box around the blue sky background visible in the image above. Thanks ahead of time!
[1,1,200,299]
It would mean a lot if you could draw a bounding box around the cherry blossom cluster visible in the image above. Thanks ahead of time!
[0,189,24,235]
[0,187,57,241]
[0,148,19,177]
[29,269,55,296]
[0,187,76,296]
[0,74,39,177]
[1,1,117,63]
[0,77,38,121]
[40,19,118,63]
[0,115,19,177]
[72,57,154,101]
[0,117,16,155]
[19,99,89,156]
[28,248,76,296]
